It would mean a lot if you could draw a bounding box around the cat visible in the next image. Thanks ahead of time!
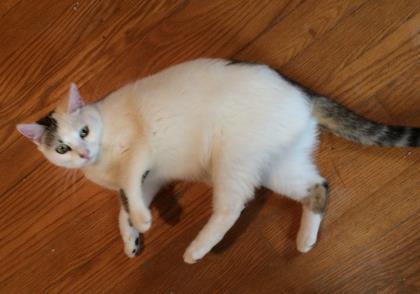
[17,58,419,263]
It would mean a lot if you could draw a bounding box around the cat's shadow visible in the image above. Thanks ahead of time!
[212,189,270,254]
[150,184,271,253]
[151,184,184,225]
[150,185,302,255]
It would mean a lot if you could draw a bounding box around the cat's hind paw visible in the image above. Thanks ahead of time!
[183,241,208,264]
[183,250,198,264]
[296,229,317,253]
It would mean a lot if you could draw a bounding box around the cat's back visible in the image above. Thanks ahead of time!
[97,59,312,138]
[133,58,283,103]
[132,58,310,120]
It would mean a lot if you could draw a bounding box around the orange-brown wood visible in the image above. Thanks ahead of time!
[0,0,419,292]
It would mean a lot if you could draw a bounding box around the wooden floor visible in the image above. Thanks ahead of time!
[1,0,419,292]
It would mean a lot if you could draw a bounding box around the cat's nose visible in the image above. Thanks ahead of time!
[79,149,90,159]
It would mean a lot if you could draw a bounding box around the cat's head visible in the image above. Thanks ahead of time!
[17,83,102,169]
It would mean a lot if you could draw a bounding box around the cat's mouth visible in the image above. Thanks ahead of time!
[77,152,97,167]
[83,155,97,165]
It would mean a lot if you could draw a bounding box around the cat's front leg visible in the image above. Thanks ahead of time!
[118,205,142,258]
[118,171,160,258]
[121,186,151,233]
[121,154,152,233]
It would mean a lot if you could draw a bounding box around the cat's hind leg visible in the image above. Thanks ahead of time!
[263,123,328,252]
[297,181,328,252]
[183,158,258,264]
[183,185,249,264]
[264,155,329,252]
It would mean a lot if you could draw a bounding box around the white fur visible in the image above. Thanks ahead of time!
[119,207,141,258]
[297,208,322,253]
[26,59,327,262]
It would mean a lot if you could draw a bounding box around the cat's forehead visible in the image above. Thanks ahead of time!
[37,111,81,146]
[53,110,82,127]
[36,111,58,146]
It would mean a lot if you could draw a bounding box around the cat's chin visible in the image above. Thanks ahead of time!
[79,155,98,167]
[85,156,97,166]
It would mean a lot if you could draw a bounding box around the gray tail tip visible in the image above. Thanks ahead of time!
[408,128,420,147]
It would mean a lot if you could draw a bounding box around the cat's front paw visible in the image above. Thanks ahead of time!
[124,234,142,258]
[130,209,152,233]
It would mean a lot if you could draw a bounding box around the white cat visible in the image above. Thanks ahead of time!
[17,58,419,263]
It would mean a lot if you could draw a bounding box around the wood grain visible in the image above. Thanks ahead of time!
[0,0,419,292]
[0,0,21,17]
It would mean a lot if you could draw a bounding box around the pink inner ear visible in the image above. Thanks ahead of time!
[16,123,44,144]
[68,83,85,113]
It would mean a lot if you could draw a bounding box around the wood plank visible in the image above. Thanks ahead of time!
[279,0,419,95]
[235,0,368,65]
[0,0,22,17]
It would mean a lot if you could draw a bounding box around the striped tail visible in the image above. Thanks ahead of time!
[311,96,419,147]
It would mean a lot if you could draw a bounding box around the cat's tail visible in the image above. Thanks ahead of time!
[310,95,419,147]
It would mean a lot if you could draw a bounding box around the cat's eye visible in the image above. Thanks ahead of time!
[55,144,71,154]
[79,126,89,138]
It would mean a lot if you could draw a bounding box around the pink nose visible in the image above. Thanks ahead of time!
[79,149,90,159]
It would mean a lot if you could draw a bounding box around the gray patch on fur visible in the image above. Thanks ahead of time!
[142,170,150,184]
[36,111,57,146]
[134,235,143,256]
[225,59,258,66]
[303,182,329,214]
[408,128,420,147]
[119,189,129,213]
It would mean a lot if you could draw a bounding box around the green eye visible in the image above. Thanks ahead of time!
[80,126,89,138]
[55,144,71,154]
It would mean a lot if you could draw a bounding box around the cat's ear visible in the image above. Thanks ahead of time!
[16,123,44,145]
[68,83,85,113]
